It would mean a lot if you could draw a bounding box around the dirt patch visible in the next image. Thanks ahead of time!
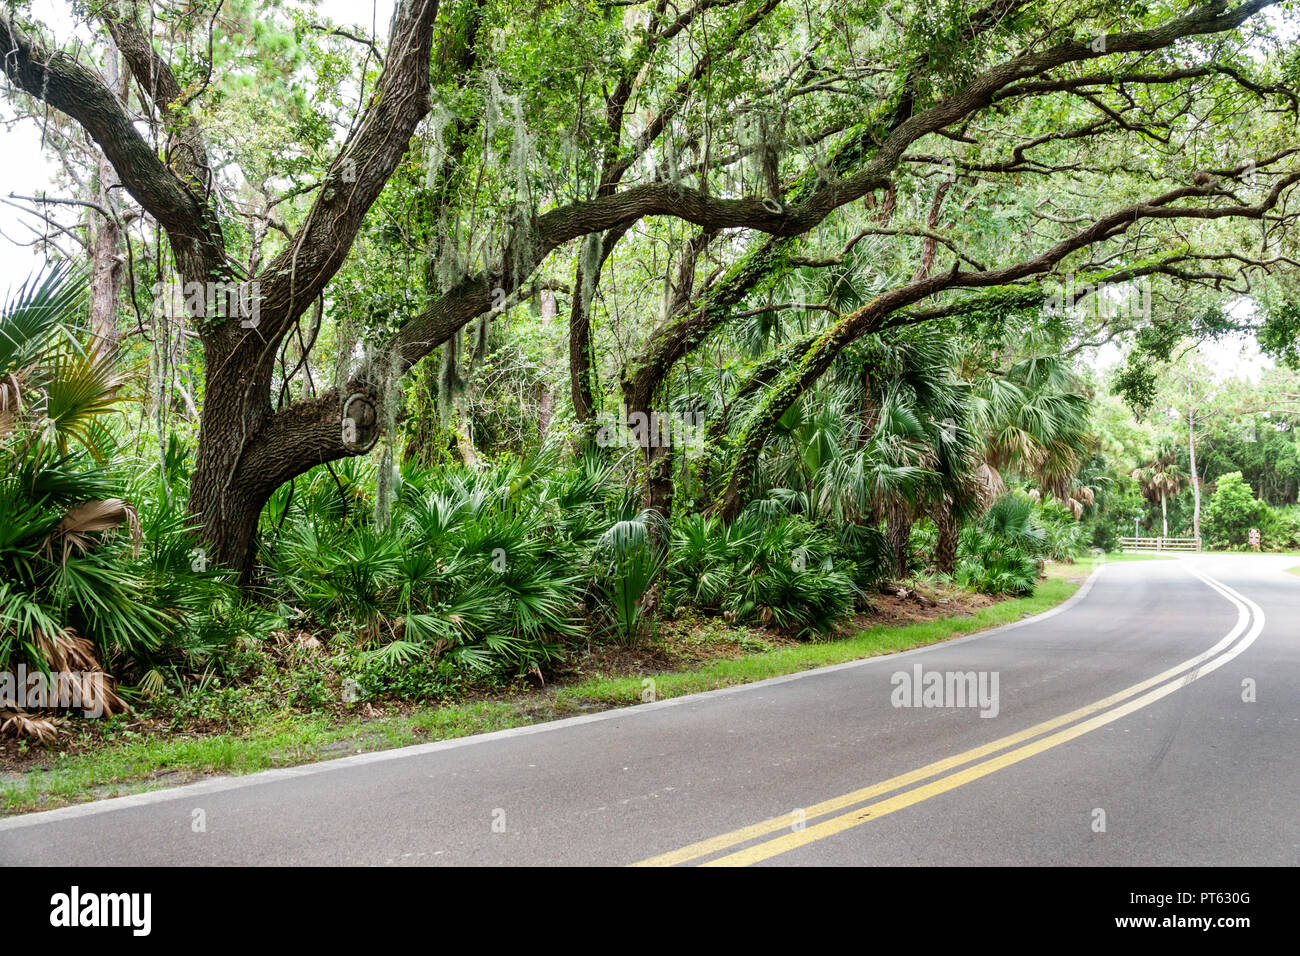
[835,581,999,635]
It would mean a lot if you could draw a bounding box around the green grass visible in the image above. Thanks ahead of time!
[1,561,1097,816]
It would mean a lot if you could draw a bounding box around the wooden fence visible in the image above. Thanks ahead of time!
[1117,536,1201,552]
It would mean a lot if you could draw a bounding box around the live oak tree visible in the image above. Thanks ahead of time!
[3,0,448,579]
[3,0,1298,582]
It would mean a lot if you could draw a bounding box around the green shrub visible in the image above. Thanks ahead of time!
[1266,506,1300,549]
[267,463,586,676]
[593,510,668,645]
[954,494,1046,595]
[664,513,858,638]
[1036,500,1087,562]
[1203,472,1269,549]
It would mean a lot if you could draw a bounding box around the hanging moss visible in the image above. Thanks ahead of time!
[437,330,465,421]
[369,345,403,530]
[506,91,531,201]
[662,128,681,193]
[423,104,456,190]
[469,312,490,369]
[579,231,602,316]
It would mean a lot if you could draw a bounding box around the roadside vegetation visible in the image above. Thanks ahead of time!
[2,265,1099,757]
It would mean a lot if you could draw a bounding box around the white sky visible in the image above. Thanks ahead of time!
[1086,298,1270,383]
[1090,334,1270,384]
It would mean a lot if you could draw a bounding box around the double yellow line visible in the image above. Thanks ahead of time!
[633,565,1263,867]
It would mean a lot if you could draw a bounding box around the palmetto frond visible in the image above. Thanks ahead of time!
[40,342,137,461]
[0,261,87,376]
[596,510,669,643]
[46,497,142,565]
[1,263,135,463]
[972,356,1093,501]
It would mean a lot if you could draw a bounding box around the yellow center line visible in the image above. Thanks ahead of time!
[633,565,1254,868]
[706,665,1209,865]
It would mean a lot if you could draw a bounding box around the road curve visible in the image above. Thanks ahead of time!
[2,554,1297,866]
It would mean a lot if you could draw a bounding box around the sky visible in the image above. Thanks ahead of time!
[1087,299,1272,385]
[0,0,1280,382]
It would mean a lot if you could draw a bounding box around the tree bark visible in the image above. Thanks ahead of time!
[88,164,124,350]
[537,384,555,444]
[569,258,596,427]
[569,225,627,429]
[936,503,959,575]
[87,47,125,351]
[646,441,675,519]
[887,504,912,580]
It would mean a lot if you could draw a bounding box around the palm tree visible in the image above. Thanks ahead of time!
[969,355,1096,513]
[815,328,962,578]
[848,328,979,577]
[1132,445,1188,538]
[747,382,930,533]
[766,328,996,579]
[908,354,1096,576]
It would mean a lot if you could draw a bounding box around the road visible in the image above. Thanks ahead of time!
[2,553,1297,866]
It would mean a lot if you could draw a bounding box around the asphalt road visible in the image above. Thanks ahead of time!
[2,553,1297,866]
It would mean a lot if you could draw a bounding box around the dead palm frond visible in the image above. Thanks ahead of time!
[45,497,141,564]
[0,710,61,745]
[0,628,131,741]
[0,371,23,439]
[32,626,99,673]
[973,462,1006,507]
[9,627,132,727]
